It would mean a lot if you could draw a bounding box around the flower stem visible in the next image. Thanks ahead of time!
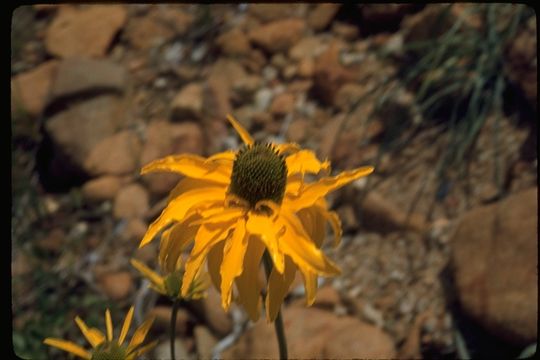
[170,299,179,360]
[263,251,288,360]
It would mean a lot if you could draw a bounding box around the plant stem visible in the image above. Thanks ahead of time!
[262,252,288,360]
[170,299,179,360]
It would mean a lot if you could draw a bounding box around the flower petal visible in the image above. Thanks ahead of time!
[130,259,165,292]
[278,208,340,276]
[285,166,374,211]
[275,143,301,155]
[235,236,265,321]
[105,309,113,342]
[220,218,248,310]
[301,269,318,306]
[43,338,91,359]
[127,316,155,351]
[168,177,228,203]
[296,206,325,248]
[181,221,236,297]
[142,154,231,183]
[227,114,253,145]
[266,256,297,321]
[119,307,134,346]
[285,150,330,177]
[129,339,159,359]
[207,240,224,291]
[246,213,285,274]
[74,316,105,348]
[159,218,200,273]
[140,187,225,248]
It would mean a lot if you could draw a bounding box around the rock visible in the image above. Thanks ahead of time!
[332,22,360,41]
[336,205,359,232]
[297,57,315,78]
[153,339,189,360]
[48,58,128,105]
[504,17,536,110]
[308,3,341,31]
[84,131,141,176]
[334,83,371,111]
[121,218,148,242]
[451,187,538,345]
[360,4,418,33]
[98,271,133,301]
[140,120,204,195]
[248,18,306,54]
[37,228,65,252]
[190,287,232,337]
[194,326,218,360]
[269,93,295,116]
[318,113,345,159]
[248,4,304,23]
[11,60,59,116]
[113,183,149,219]
[358,191,427,234]
[398,311,431,359]
[286,118,309,143]
[125,15,174,50]
[224,307,395,359]
[289,36,327,61]
[45,5,127,58]
[216,28,251,57]
[313,42,357,105]
[232,75,262,105]
[12,252,33,277]
[241,49,267,73]
[82,176,125,202]
[171,83,204,120]
[157,8,194,36]
[148,305,190,335]
[313,285,342,310]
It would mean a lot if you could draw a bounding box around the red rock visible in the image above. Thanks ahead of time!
[248,4,304,23]
[171,83,204,120]
[11,60,59,116]
[269,93,295,116]
[84,131,141,176]
[249,18,306,54]
[45,5,127,58]
[297,57,315,78]
[289,36,326,61]
[125,15,174,50]
[216,28,251,57]
[113,183,149,219]
[313,285,342,310]
[98,271,133,301]
[452,187,538,345]
[308,3,341,31]
[82,176,124,202]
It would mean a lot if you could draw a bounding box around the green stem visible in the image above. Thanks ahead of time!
[263,252,288,360]
[170,299,179,360]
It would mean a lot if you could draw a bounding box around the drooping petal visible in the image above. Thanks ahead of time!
[285,173,303,197]
[235,236,265,321]
[278,208,341,276]
[207,240,224,291]
[285,166,374,211]
[220,218,248,309]
[127,317,155,352]
[43,338,91,359]
[246,213,284,274]
[275,143,301,155]
[296,206,325,248]
[159,218,200,273]
[105,309,113,342]
[194,206,245,225]
[74,317,105,348]
[128,340,159,359]
[227,114,254,145]
[265,256,297,321]
[141,154,231,184]
[130,259,165,292]
[285,150,330,177]
[140,187,225,248]
[300,269,318,306]
[181,221,236,297]
[319,207,342,247]
[119,307,134,346]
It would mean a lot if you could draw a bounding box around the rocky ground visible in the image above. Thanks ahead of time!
[11,4,537,360]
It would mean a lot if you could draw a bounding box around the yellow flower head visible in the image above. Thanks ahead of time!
[131,258,209,300]
[43,307,157,360]
[139,114,373,322]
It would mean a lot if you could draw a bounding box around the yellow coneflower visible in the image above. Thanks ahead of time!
[43,307,156,360]
[139,114,373,321]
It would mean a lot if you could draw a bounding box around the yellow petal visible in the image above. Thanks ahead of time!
[278,208,340,276]
[140,187,225,248]
[128,339,159,359]
[321,208,341,247]
[301,269,318,306]
[131,259,165,291]
[206,150,237,163]
[285,174,303,197]
[127,316,155,351]
[181,221,235,297]
[296,206,325,248]
[159,218,200,273]
[285,150,330,177]
[119,307,134,346]
[74,316,105,348]
[141,154,231,184]
[43,338,91,359]
[235,236,265,321]
[168,177,228,203]
[227,114,254,145]
[193,207,245,225]
[285,166,374,211]
[266,257,297,321]
[206,240,224,291]
[220,218,248,310]
[275,143,301,155]
[246,213,285,274]
[105,309,113,342]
